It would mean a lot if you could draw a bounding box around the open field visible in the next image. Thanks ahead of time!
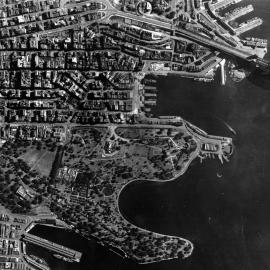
[20,148,56,177]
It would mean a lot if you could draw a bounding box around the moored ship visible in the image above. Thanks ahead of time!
[53,254,75,263]
[29,255,49,266]
[242,37,268,49]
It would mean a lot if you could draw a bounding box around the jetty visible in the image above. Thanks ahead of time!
[21,233,82,262]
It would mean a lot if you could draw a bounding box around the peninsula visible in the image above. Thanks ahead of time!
[0,0,267,268]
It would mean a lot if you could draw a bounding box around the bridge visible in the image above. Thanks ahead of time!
[22,233,82,262]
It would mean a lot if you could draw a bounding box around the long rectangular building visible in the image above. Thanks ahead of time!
[22,233,82,262]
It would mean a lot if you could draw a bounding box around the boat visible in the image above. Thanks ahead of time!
[242,37,268,49]
[215,116,237,136]
[217,173,223,178]
[222,121,237,135]
[29,255,49,266]
[53,254,75,263]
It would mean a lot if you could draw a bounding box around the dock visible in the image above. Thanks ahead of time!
[242,37,268,49]
[21,233,82,262]
[24,255,50,270]
[235,17,263,35]
[219,59,226,86]
[224,5,254,22]
[211,0,242,11]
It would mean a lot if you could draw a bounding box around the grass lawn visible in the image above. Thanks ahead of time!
[20,148,56,177]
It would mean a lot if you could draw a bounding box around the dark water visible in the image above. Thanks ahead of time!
[28,1,270,269]
[27,225,129,270]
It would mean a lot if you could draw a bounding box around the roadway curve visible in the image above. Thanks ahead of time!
[106,10,270,70]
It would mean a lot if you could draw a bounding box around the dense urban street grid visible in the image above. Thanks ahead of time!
[0,0,268,269]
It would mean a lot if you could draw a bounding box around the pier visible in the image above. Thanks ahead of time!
[224,5,254,22]
[24,255,50,270]
[21,233,82,262]
[235,17,263,35]
[219,59,226,86]
[110,12,270,73]
[211,0,242,11]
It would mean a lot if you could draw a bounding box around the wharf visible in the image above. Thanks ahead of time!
[21,233,82,262]
[235,18,263,35]
[24,255,50,270]
[224,5,254,22]
[211,0,242,11]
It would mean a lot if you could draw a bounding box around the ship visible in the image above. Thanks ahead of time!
[217,173,223,178]
[246,37,268,44]
[242,37,268,49]
[53,254,75,263]
[29,255,49,266]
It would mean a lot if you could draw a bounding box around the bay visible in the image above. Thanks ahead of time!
[28,1,270,269]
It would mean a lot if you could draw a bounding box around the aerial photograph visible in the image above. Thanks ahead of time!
[0,0,269,269]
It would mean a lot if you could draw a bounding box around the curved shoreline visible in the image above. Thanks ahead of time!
[47,122,232,264]
[116,179,194,263]
[112,120,233,264]
[115,151,199,263]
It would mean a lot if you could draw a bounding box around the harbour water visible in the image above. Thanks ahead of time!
[28,1,270,269]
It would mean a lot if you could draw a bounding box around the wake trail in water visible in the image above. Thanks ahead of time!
[212,115,237,136]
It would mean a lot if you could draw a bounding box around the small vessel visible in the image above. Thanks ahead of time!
[53,254,75,263]
[219,119,237,135]
[29,255,49,266]
[226,123,237,136]
[215,116,237,136]
[243,37,268,49]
